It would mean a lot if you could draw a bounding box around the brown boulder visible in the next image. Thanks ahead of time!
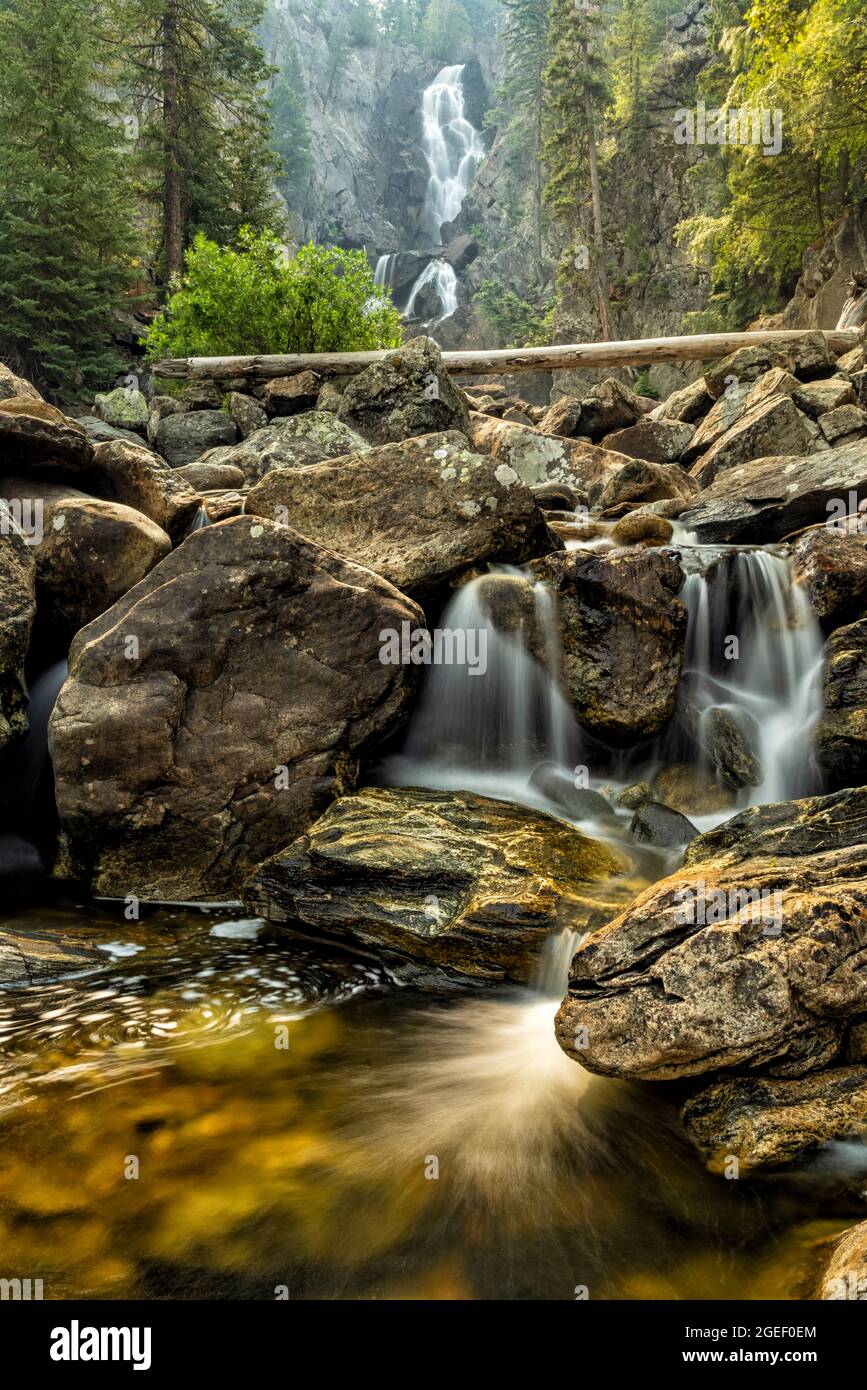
[0,398,92,474]
[0,533,36,752]
[86,440,200,542]
[49,517,423,900]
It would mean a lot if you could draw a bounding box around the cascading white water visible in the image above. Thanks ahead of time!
[373,254,395,289]
[404,259,458,320]
[673,548,824,807]
[403,63,484,323]
[387,570,581,798]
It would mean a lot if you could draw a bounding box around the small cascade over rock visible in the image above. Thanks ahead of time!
[390,569,581,792]
[664,546,825,807]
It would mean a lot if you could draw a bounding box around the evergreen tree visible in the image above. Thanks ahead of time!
[270,38,312,209]
[0,0,138,394]
[115,0,280,283]
[544,0,613,338]
[496,0,549,272]
[420,0,473,62]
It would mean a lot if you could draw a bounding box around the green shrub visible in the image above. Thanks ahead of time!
[633,370,660,400]
[143,228,402,360]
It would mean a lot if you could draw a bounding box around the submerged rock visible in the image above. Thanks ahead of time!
[629,800,698,847]
[0,533,35,753]
[681,1068,867,1175]
[337,337,471,444]
[555,787,867,1081]
[699,706,762,789]
[528,761,614,818]
[49,518,422,901]
[245,431,552,602]
[244,786,626,989]
[529,548,688,742]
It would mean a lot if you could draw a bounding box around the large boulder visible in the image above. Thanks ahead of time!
[244,787,626,989]
[471,414,630,503]
[529,548,688,741]
[245,431,553,601]
[681,1067,867,1175]
[49,517,423,901]
[601,418,695,464]
[263,372,321,416]
[0,398,92,475]
[85,440,200,542]
[690,396,818,489]
[227,392,267,439]
[649,377,711,423]
[679,439,867,544]
[200,413,370,485]
[0,533,36,753]
[578,378,644,439]
[30,496,171,644]
[814,1219,867,1299]
[155,409,237,468]
[792,526,867,628]
[336,337,471,444]
[555,787,867,1081]
[815,618,867,789]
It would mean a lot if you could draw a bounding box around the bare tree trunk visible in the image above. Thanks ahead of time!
[163,0,183,283]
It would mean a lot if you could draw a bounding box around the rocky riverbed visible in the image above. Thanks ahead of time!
[2,329,867,1299]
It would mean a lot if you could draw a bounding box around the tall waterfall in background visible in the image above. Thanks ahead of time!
[403,63,484,324]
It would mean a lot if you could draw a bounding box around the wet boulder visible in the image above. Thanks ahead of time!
[244,787,627,990]
[814,1219,867,1299]
[791,526,867,628]
[599,458,699,511]
[337,337,471,444]
[815,617,867,789]
[698,707,762,789]
[629,800,698,847]
[651,764,738,818]
[0,533,36,753]
[681,1068,867,1175]
[528,762,614,819]
[245,431,553,602]
[49,517,422,901]
[529,548,688,742]
[555,786,867,1081]
[610,513,673,547]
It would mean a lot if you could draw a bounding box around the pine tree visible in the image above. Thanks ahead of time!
[115,0,280,283]
[0,0,138,395]
[497,0,549,273]
[420,0,473,62]
[270,38,312,210]
[544,0,613,338]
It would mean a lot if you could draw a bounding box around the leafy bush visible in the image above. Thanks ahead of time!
[476,278,554,348]
[143,228,402,360]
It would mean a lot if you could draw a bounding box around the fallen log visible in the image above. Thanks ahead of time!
[152,329,860,381]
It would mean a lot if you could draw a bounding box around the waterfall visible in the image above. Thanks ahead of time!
[389,571,581,795]
[404,259,458,321]
[373,254,395,289]
[402,63,484,324]
[671,548,824,806]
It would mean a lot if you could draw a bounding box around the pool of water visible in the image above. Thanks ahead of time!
[0,899,860,1301]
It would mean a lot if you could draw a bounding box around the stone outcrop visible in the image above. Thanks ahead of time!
[0,534,36,753]
[792,526,867,628]
[815,618,867,788]
[245,786,626,989]
[471,414,630,503]
[85,440,200,542]
[336,338,471,445]
[555,787,867,1081]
